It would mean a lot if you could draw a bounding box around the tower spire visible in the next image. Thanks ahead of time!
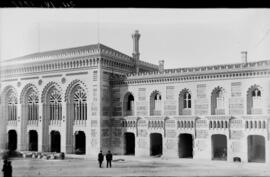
[132,30,141,73]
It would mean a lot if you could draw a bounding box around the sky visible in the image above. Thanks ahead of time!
[0,9,270,69]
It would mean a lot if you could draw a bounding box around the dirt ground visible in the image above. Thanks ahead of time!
[2,155,270,176]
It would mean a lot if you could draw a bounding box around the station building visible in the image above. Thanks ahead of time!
[0,30,270,163]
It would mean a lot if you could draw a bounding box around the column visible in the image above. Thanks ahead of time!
[61,102,67,153]
[0,104,7,150]
[38,102,43,152]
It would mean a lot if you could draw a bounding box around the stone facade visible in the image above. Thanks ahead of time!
[1,32,270,163]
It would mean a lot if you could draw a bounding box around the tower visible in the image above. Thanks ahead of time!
[132,30,140,73]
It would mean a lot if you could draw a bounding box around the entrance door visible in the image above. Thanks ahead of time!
[150,133,162,156]
[29,130,38,151]
[248,135,265,163]
[51,131,61,153]
[212,134,227,160]
[179,134,193,158]
[124,132,135,155]
[8,130,17,151]
[75,131,86,154]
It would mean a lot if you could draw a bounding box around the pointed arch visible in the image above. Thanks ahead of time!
[1,85,18,104]
[41,82,62,103]
[123,91,135,116]
[64,79,88,102]
[150,90,162,116]
[179,88,192,115]
[20,83,39,104]
[247,84,263,114]
[211,86,225,115]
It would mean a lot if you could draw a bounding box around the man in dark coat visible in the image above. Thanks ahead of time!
[98,151,104,168]
[2,159,12,177]
[2,159,8,177]
[106,150,113,168]
[7,161,12,177]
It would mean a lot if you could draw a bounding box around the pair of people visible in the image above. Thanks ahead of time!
[98,150,113,168]
[2,159,12,177]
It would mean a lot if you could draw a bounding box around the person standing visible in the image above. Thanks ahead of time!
[7,161,12,177]
[106,150,113,168]
[2,159,8,177]
[2,159,12,177]
[98,151,104,168]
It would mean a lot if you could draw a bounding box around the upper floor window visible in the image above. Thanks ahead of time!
[73,87,87,121]
[49,90,62,121]
[211,87,225,115]
[150,91,162,116]
[7,92,17,121]
[179,89,192,115]
[247,86,262,114]
[27,92,39,121]
[123,93,134,116]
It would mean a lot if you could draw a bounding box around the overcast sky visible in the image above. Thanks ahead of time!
[0,9,270,69]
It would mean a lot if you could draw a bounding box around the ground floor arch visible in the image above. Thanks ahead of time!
[178,133,193,158]
[75,131,86,154]
[8,130,17,151]
[248,135,265,163]
[29,130,38,151]
[150,133,163,156]
[50,131,61,153]
[211,134,227,160]
[124,132,135,155]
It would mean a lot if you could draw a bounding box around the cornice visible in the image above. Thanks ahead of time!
[110,61,270,86]
[112,70,270,86]
[127,60,270,79]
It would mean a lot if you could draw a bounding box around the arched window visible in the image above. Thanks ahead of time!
[247,86,262,114]
[179,89,192,115]
[184,93,191,109]
[73,87,87,121]
[150,91,162,116]
[211,87,225,115]
[7,92,17,121]
[27,92,39,121]
[123,93,134,116]
[49,90,62,121]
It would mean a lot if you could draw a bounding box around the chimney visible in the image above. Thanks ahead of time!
[241,51,247,64]
[159,60,164,73]
[132,30,140,60]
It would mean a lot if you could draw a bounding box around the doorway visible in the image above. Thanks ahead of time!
[75,131,86,154]
[178,134,193,158]
[150,133,163,156]
[51,131,61,153]
[29,130,38,151]
[248,135,265,163]
[212,134,227,160]
[124,132,135,155]
[8,130,17,151]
